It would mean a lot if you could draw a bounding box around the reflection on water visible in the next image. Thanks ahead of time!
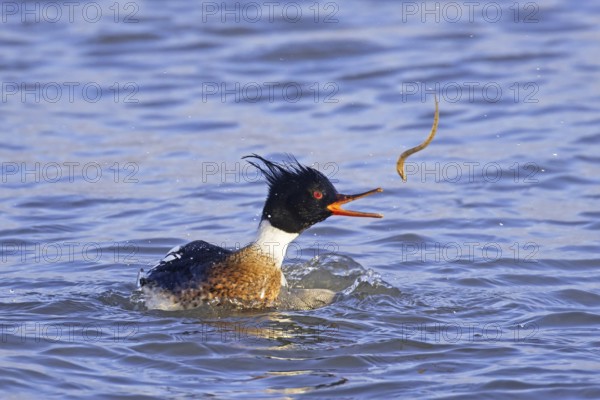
[1,0,599,398]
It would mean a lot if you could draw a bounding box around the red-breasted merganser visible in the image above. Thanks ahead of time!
[138,154,382,310]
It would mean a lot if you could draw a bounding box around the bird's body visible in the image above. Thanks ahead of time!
[139,221,296,310]
[138,155,382,310]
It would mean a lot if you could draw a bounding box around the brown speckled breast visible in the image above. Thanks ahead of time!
[147,245,283,310]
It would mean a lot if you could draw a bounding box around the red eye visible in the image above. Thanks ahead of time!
[313,191,323,199]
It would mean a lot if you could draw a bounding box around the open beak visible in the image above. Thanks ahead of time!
[327,188,383,218]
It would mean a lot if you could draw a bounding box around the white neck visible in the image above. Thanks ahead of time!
[253,220,299,268]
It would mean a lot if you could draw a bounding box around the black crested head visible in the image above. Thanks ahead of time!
[243,154,384,234]
[243,154,338,234]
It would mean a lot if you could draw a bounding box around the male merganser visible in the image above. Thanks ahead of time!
[138,154,382,310]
